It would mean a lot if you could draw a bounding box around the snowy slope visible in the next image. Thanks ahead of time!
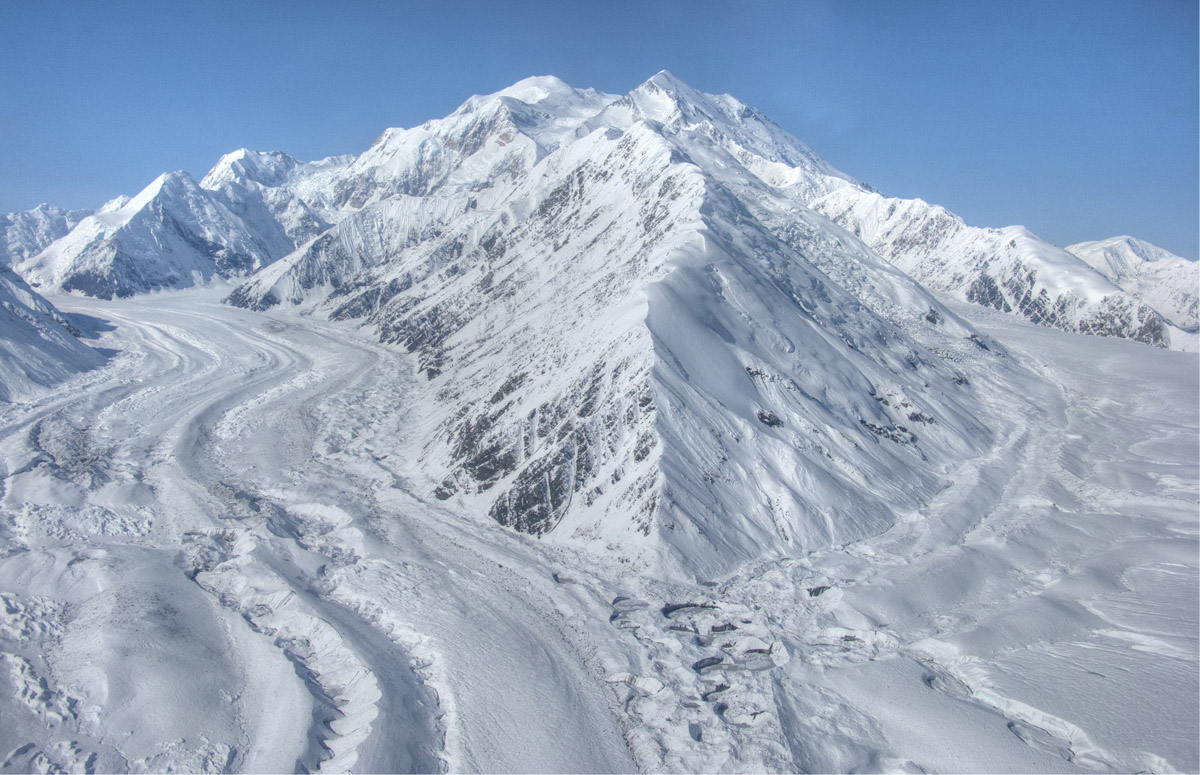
[0,204,92,267]
[1067,235,1198,334]
[18,171,279,298]
[199,148,352,257]
[0,273,1192,775]
[810,188,1173,348]
[228,73,1001,577]
[0,265,103,401]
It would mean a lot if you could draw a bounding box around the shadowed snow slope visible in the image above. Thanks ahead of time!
[0,265,103,401]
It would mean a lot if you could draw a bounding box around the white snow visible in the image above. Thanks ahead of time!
[0,286,1192,772]
[810,188,1177,348]
[0,73,1195,774]
[0,266,104,402]
[0,205,92,268]
[1067,235,1199,337]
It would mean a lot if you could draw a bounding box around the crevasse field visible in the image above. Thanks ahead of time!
[0,287,1194,774]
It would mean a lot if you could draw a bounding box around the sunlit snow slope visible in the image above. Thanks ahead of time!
[1067,236,1198,341]
[810,190,1176,348]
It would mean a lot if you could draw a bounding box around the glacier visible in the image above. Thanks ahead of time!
[0,72,1195,773]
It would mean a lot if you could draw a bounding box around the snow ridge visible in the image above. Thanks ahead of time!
[1067,235,1198,335]
[809,188,1175,348]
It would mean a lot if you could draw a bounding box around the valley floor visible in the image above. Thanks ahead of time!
[0,290,1195,773]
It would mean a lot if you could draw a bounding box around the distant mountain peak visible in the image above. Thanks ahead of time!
[493,74,579,103]
[1066,235,1197,335]
[202,148,300,189]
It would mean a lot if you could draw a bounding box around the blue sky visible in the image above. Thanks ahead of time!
[2,0,1196,258]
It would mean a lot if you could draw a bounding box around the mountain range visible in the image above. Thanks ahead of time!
[2,72,1196,566]
[1,74,1194,561]
[0,72,1195,774]
[4,73,1191,348]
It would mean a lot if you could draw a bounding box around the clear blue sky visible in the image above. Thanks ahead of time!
[2,0,1196,258]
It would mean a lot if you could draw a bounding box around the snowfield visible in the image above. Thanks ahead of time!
[0,287,1194,773]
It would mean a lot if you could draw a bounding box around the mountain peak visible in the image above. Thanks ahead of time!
[202,148,299,190]
[1069,235,1186,265]
[1064,235,1197,334]
[123,170,198,212]
[646,69,687,88]
[493,74,575,104]
[456,76,619,131]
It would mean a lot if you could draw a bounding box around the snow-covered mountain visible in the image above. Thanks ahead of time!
[1067,235,1198,334]
[18,172,273,298]
[15,153,357,300]
[199,148,351,255]
[0,204,92,267]
[17,71,1178,353]
[0,74,1195,775]
[809,189,1173,348]
[0,265,103,401]
[6,72,1187,566]
[224,72,1001,575]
